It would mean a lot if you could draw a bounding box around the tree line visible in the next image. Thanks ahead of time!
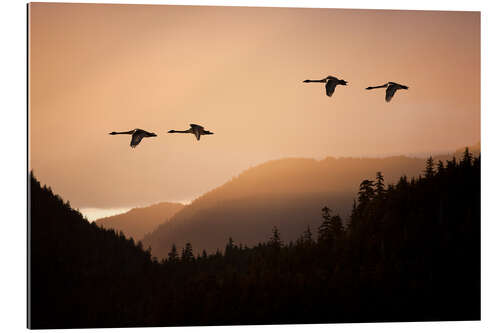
[29,149,480,328]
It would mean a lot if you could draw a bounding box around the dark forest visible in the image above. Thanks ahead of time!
[29,149,480,329]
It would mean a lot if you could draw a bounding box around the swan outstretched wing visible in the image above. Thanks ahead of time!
[190,124,203,140]
[130,132,145,148]
[385,84,398,102]
[190,124,204,130]
[325,79,337,97]
[194,128,201,141]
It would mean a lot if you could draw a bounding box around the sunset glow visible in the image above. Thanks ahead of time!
[29,3,480,211]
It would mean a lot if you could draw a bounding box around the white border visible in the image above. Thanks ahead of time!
[2,1,499,332]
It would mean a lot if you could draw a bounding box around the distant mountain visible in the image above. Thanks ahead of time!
[142,144,479,258]
[142,156,425,257]
[96,202,184,241]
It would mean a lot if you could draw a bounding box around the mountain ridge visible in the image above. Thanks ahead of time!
[95,201,184,241]
[141,144,479,257]
[141,156,426,257]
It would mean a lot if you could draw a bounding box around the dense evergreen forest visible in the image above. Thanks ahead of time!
[29,150,480,329]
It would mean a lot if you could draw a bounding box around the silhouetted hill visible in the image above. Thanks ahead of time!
[142,156,423,257]
[152,152,479,324]
[28,151,480,327]
[143,145,479,258]
[29,173,156,329]
[96,202,184,241]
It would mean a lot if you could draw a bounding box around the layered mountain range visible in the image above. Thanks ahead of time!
[99,144,479,258]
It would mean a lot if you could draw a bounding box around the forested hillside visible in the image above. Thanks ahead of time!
[143,155,426,256]
[29,174,156,328]
[149,150,479,324]
[142,144,479,257]
[29,150,480,328]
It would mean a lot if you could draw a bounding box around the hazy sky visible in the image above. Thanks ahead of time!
[29,3,480,215]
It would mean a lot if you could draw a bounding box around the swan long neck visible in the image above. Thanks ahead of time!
[170,130,191,133]
[304,79,327,83]
[111,130,134,135]
[368,84,389,89]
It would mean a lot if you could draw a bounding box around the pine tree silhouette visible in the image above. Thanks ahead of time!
[375,171,385,197]
[269,226,283,249]
[181,243,194,262]
[424,156,435,178]
[168,244,179,262]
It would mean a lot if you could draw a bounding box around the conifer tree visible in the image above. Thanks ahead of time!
[397,175,409,190]
[330,214,344,238]
[462,147,472,167]
[225,237,236,256]
[424,156,435,178]
[437,160,445,174]
[302,225,313,245]
[319,209,344,245]
[321,206,332,221]
[375,172,385,197]
[269,226,283,249]
[181,243,194,262]
[348,199,358,231]
[358,180,375,207]
[447,156,457,169]
[318,206,332,243]
[168,244,179,262]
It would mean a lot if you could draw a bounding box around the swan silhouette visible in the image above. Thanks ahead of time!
[366,82,409,102]
[109,129,157,148]
[303,75,348,97]
[168,124,214,141]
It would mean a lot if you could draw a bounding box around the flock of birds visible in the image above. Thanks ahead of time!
[109,77,409,148]
[109,124,213,148]
[304,76,409,101]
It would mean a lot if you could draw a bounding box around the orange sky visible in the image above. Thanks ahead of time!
[28,3,480,213]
